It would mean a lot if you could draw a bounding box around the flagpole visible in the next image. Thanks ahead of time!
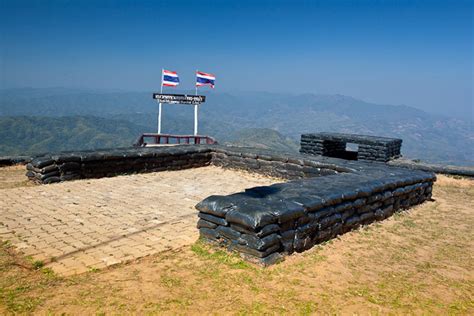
[194,69,198,136]
[158,68,163,134]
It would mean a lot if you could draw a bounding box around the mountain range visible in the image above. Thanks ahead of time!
[0,87,472,166]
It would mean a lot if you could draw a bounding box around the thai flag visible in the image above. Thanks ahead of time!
[196,71,216,88]
[162,69,180,87]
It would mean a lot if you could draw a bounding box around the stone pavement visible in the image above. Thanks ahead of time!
[0,166,277,275]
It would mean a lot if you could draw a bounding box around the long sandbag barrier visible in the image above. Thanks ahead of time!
[24,144,435,265]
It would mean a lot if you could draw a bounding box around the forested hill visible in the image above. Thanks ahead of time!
[0,116,145,156]
[0,88,472,166]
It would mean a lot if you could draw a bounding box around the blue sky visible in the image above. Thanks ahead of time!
[0,0,472,118]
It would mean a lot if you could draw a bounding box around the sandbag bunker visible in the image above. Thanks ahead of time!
[25,143,435,265]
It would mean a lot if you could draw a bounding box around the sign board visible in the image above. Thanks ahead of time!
[153,93,206,105]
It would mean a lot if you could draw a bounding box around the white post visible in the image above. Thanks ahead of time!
[194,104,198,136]
[157,102,162,134]
[158,68,164,134]
[194,69,198,136]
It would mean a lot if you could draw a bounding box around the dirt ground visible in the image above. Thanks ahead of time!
[0,172,473,315]
[0,165,35,189]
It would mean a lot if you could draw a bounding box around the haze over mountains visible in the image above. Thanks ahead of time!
[0,87,472,166]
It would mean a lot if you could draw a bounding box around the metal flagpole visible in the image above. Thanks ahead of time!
[158,68,163,134]
[194,70,198,136]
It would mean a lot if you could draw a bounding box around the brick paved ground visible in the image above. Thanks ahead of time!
[0,166,278,275]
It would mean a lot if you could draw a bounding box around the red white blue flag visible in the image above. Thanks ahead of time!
[162,69,180,87]
[196,71,216,88]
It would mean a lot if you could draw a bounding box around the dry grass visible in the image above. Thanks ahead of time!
[0,174,473,315]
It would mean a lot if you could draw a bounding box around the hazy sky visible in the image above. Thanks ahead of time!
[1,0,472,119]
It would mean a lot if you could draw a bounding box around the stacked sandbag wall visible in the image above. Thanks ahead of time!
[211,147,350,180]
[300,133,402,162]
[0,156,32,167]
[299,138,346,157]
[357,143,401,162]
[26,147,213,184]
[196,171,435,265]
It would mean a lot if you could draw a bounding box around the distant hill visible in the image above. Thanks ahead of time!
[224,128,299,152]
[0,88,472,166]
[0,116,147,156]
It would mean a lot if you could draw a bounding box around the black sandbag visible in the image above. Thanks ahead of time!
[230,223,279,237]
[59,174,81,181]
[199,227,219,239]
[259,252,283,266]
[344,215,360,228]
[198,213,228,226]
[195,195,236,218]
[239,233,280,251]
[309,206,333,221]
[269,200,305,224]
[314,227,332,242]
[374,209,385,220]
[300,196,325,212]
[233,243,281,258]
[197,219,217,229]
[280,230,295,242]
[59,162,81,172]
[295,223,318,239]
[367,193,383,203]
[383,197,395,206]
[43,176,60,184]
[52,154,81,163]
[360,211,375,223]
[225,202,277,230]
[41,164,59,174]
[330,222,343,238]
[36,170,60,181]
[216,225,241,240]
[381,190,393,201]
[279,219,296,232]
[281,239,294,253]
[334,201,352,213]
[32,157,54,168]
[322,192,343,206]
[341,208,355,221]
[293,236,313,252]
[319,213,342,229]
[25,170,35,178]
[356,205,371,214]
[369,202,383,212]
[297,214,311,226]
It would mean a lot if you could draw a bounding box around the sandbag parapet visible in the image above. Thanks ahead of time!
[26,146,213,184]
[300,132,402,162]
[196,161,435,265]
[211,146,354,180]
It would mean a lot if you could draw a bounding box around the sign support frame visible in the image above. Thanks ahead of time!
[153,93,206,136]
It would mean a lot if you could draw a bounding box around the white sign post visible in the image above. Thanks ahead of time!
[194,70,199,136]
[157,69,164,134]
[194,104,198,135]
